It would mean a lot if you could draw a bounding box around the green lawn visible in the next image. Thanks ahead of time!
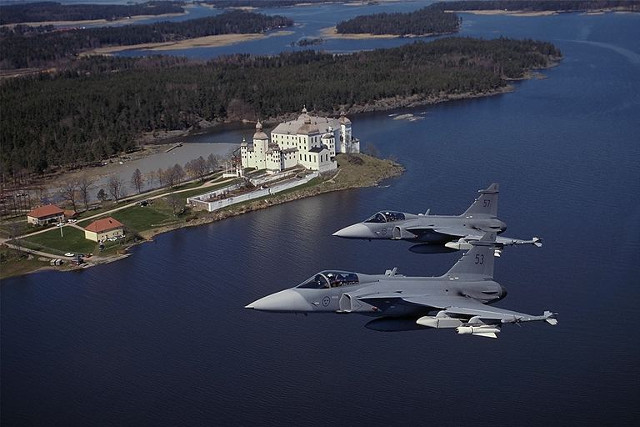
[0,219,32,239]
[21,226,97,255]
[0,247,50,279]
[110,204,176,233]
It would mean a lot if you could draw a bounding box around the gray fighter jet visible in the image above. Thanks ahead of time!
[245,233,557,339]
[333,183,541,255]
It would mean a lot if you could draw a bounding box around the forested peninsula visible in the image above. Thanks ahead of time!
[430,0,640,13]
[0,37,561,177]
[335,0,639,36]
[0,1,185,25]
[336,6,460,36]
[0,11,293,69]
[203,0,343,7]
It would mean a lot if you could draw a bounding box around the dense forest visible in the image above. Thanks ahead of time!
[0,1,185,25]
[0,37,561,176]
[334,0,639,36]
[204,0,343,8]
[430,0,640,12]
[0,11,293,69]
[336,7,460,36]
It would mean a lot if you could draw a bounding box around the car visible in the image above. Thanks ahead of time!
[56,223,64,227]
[64,253,75,257]
[67,219,77,223]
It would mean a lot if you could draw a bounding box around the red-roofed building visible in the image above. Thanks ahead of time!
[27,204,64,225]
[84,217,125,242]
[64,210,78,220]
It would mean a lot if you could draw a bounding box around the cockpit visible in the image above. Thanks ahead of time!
[364,211,406,223]
[297,271,360,289]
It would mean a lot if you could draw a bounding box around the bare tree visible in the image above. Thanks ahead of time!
[193,156,208,181]
[166,193,184,216]
[97,188,107,203]
[157,168,166,187]
[60,178,79,212]
[9,220,23,254]
[78,174,93,211]
[206,153,220,172]
[131,168,144,194]
[107,176,125,202]
[173,163,185,185]
[185,159,197,181]
[146,170,157,188]
[166,163,185,188]
[185,157,208,182]
[164,168,176,189]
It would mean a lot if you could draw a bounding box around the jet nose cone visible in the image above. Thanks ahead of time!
[332,223,375,239]
[499,285,508,300]
[245,289,313,312]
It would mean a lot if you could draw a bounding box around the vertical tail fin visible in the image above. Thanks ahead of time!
[461,183,499,217]
[444,233,496,279]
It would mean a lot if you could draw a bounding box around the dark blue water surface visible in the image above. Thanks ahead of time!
[2,7,640,427]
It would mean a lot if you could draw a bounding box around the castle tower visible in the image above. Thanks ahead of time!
[339,111,352,153]
[322,127,336,156]
[253,120,269,169]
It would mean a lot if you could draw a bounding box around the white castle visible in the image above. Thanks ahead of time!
[240,107,359,173]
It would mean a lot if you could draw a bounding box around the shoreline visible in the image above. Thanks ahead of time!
[452,7,637,17]
[137,85,520,146]
[139,156,404,242]
[0,10,190,29]
[80,31,294,56]
[2,60,558,200]
[0,57,560,278]
[1,154,404,278]
[453,9,558,17]
[319,26,455,40]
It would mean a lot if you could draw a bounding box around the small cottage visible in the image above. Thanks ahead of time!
[84,217,124,242]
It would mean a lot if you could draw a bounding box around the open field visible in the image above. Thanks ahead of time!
[21,226,97,256]
[110,204,177,233]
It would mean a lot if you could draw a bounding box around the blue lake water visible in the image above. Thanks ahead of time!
[2,6,640,427]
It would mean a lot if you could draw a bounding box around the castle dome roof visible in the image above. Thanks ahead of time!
[339,111,351,125]
[253,120,268,140]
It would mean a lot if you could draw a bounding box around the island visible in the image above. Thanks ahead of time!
[335,6,461,36]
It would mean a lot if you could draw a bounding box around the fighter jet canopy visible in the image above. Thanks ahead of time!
[297,271,359,289]
[365,211,406,223]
